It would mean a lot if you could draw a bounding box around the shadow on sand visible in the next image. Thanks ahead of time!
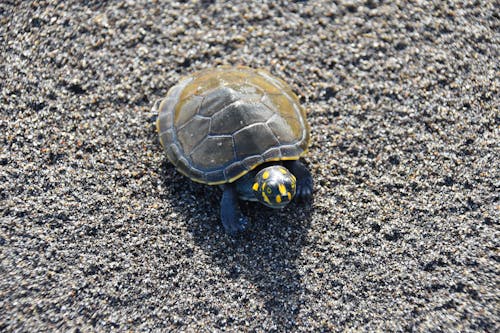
[160,162,312,329]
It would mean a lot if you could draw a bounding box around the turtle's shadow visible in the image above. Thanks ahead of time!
[158,161,312,329]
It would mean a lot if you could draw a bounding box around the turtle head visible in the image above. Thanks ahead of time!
[252,165,296,209]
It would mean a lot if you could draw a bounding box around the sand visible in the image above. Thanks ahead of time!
[1,0,498,331]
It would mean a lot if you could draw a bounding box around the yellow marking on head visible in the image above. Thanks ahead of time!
[278,183,287,195]
[252,182,259,191]
[287,192,291,201]
[276,195,282,203]
[279,167,287,174]
[262,171,270,179]
[262,192,271,204]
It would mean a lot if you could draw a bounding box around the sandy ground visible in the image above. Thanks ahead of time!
[1,0,498,331]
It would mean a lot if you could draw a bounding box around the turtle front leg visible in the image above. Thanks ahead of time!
[284,160,313,201]
[220,183,249,235]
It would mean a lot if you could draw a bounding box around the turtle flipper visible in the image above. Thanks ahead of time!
[221,184,249,235]
[284,160,313,201]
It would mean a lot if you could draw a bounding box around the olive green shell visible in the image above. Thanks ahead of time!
[155,66,310,185]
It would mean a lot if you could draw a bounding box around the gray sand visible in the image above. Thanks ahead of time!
[1,0,498,331]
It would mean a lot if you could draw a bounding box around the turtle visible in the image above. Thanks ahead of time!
[154,66,312,235]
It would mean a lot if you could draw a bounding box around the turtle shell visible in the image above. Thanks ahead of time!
[155,66,310,185]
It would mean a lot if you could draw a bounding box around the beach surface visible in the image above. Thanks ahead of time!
[1,1,498,331]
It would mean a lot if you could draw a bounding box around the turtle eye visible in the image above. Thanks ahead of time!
[266,187,272,194]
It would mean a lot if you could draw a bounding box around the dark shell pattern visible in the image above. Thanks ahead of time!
[155,66,310,185]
